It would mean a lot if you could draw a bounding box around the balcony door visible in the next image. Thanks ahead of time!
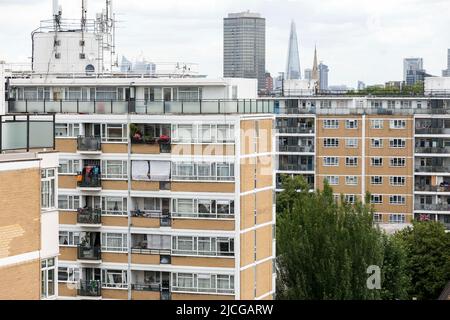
[85,123,101,138]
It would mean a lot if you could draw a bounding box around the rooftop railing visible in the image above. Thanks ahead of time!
[7,99,274,115]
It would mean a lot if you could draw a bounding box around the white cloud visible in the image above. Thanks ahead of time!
[0,0,449,87]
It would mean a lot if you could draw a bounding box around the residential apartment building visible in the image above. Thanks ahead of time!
[0,115,59,300]
[5,80,276,301]
[275,92,450,233]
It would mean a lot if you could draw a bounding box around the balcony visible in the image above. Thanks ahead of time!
[131,282,171,300]
[277,127,315,134]
[414,204,450,212]
[77,208,102,226]
[415,166,450,173]
[278,145,314,153]
[78,280,102,298]
[278,164,314,172]
[131,248,172,264]
[131,209,172,227]
[77,245,102,262]
[7,99,275,115]
[415,147,450,154]
[77,174,102,189]
[415,184,450,192]
[77,136,102,153]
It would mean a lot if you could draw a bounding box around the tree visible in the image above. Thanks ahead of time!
[380,234,411,300]
[395,221,450,300]
[276,176,385,300]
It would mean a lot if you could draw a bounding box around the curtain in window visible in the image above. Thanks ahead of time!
[132,161,150,181]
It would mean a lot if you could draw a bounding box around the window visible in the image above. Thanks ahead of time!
[325,176,339,186]
[59,159,80,175]
[346,139,358,148]
[401,101,412,109]
[101,124,127,142]
[324,157,339,167]
[177,87,201,101]
[41,169,56,209]
[323,119,339,129]
[373,214,383,223]
[58,195,80,211]
[390,158,406,167]
[96,87,117,100]
[172,236,234,257]
[101,160,128,180]
[320,101,332,109]
[371,119,383,129]
[102,270,128,289]
[387,101,396,109]
[59,231,80,246]
[371,195,383,204]
[390,196,406,205]
[390,120,406,129]
[171,124,235,144]
[102,233,128,252]
[371,176,383,185]
[389,214,406,224]
[390,176,406,186]
[55,123,80,137]
[58,267,80,283]
[390,139,406,148]
[65,87,82,100]
[345,157,358,167]
[371,139,383,148]
[345,195,356,204]
[346,120,358,129]
[324,138,339,148]
[41,258,56,299]
[172,162,234,182]
[346,176,358,186]
[371,158,383,167]
[172,198,234,219]
[171,273,234,294]
[102,197,127,216]
[143,198,161,212]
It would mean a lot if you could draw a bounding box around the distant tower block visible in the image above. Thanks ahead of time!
[285,21,301,80]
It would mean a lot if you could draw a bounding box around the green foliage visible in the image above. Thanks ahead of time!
[276,175,450,300]
[394,222,450,300]
[345,81,424,96]
[276,176,385,300]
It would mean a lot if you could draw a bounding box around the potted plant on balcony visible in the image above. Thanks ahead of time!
[157,134,171,145]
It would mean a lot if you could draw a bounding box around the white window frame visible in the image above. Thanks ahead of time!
[371,119,383,129]
[41,168,56,210]
[59,231,80,247]
[390,119,407,129]
[58,195,80,211]
[324,138,339,148]
[55,123,80,138]
[58,266,80,284]
[346,138,358,148]
[345,119,358,129]
[371,157,383,167]
[390,176,406,186]
[345,176,358,186]
[389,195,406,205]
[389,139,406,148]
[59,159,81,175]
[371,176,383,185]
[371,139,383,148]
[323,157,339,167]
[102,269,128,289]
[101,160,128,180]
[101,233,128,252]
[371,195,383,204]
[323,119,339,129]
[345,157,358,167]
[390,158,406,168]
[41,258,56,299]
[325,176,339,186]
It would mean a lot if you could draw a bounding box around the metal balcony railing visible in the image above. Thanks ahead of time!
[415,166,450,173]
[77,245,102,261]
[415,185,450,192]
[277,127,315,134]
[414,204,450,211]
[278,145,314,153]
[131,283,161,292]
[77,136,102,152]
[77,208,102,225]
[415,147,450,154]
[278,164,314,172]
[78,280,102,297]
[77,175,102,188]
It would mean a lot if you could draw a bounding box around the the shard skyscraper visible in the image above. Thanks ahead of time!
[285,21,301,80]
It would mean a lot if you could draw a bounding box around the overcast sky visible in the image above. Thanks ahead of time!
[0,0,449,87]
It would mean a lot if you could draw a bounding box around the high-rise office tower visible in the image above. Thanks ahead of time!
[442,49,450,77]
[404,58,425,85]
[285,21,301,80]
[223,11,266,91]
[319,63,329,90]
[304,69,312,81]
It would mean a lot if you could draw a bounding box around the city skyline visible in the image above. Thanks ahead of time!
[0,0,449,87]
